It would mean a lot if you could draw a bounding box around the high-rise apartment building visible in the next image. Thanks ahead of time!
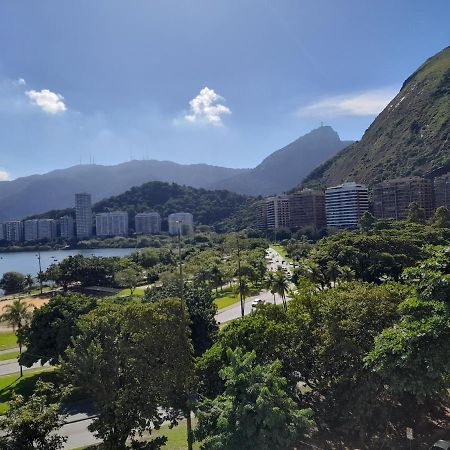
[373,177,434,220]
[325,182,369,228]
[60,216,75,239]
[95,212,129,237]
[135,212,162,234]
[168,212,194,235]
[434,172,450,209]
[24,219,39,241]
[75,193,92,239]
[289,189,326,230]
[256,195,291,230]
[38,219,57,240]
[0,224,5,241]
[5,221,23,242]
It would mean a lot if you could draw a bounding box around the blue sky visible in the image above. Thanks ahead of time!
[0,0,448,180]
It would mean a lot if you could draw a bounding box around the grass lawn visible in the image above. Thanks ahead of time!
[0,351,19,362]
[0,367,56,413]
[213,285,260,310]
[272,244,293,262]
[0,332,17,351]
[77,419,200,450]
[118,287,146,297]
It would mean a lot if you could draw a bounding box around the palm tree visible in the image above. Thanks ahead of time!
[1,300,34,377]
[25,274,34,292]
[273,271,289,310]
[264,272,277,304]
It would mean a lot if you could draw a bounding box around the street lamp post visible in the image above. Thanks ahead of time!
[36,248,43,295]
[175,220,193,450]
[237,235,244,317]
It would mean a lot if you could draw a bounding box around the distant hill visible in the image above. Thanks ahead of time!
[0,161,248,221]
[31,181,257,231]
[303,46,450,188]
[209,126,352,195]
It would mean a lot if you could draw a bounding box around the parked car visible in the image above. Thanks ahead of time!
[429,441,450,450]
[251,298,264,308]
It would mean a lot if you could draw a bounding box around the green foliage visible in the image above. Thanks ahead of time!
[114,265,142,295]
[0,380,68,450]
[21,293,97,367]
[62,300,193,450]
[94,181,253,230]
[406,201,426,224]
[195,348,313,450]
[0,272,26,294]
[45,255,118,289]
[144,283,218,357]
[431,205,450,228]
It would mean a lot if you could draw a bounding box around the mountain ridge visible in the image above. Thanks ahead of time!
[302,46,450,188]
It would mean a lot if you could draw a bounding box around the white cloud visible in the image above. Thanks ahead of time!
[25,89,67,114]
[17,78,26,86]
[185,87,231,125]
[298,88,398,117]
[0,169,10,181]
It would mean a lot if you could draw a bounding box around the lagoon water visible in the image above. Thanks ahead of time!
[0,248,135,279]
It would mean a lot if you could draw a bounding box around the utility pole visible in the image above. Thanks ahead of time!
[176,220,193,450]
[237,235,244,317]
[36,248,43,295]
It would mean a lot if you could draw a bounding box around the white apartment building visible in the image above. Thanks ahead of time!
[135,212,162,234]
[325,182,369,228]
[75,193,92,239]
[24,219,39,241]
[95,211,129,237]
[5,221,23,242]
[38,219,57,240]
[60,216,75,239]
[168,212,194,235]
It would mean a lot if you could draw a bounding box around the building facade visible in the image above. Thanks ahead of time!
[0,224,5,241]
[24,219,39,241]
[434,172,450,209]
[60,216,75,239]
[373,177,434,220]
[325,182,369,228]
[168,212,194,235]
[289,189,326,230]
[38,219,57,240]
[5,221,23,242]
[95,211,129,237]
[75,193,92,239]
[135,212,162,234]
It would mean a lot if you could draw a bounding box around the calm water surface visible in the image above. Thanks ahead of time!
[0,248,135,279]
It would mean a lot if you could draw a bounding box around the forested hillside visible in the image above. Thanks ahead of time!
[303,46,450,188]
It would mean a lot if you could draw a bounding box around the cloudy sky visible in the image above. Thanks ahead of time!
[0,0,448,180]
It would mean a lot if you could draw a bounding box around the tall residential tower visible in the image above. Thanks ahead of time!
[75,193,92,239]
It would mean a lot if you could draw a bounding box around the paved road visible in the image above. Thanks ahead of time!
[216,246,293,323]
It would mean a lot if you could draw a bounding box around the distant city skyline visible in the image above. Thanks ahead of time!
[0,0,448,180]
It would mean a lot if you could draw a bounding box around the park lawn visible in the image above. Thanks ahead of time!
[213,286,240,309]
[0,367,56,414]
[118,287,146,297]
[272,244,293,262]
[0,331,17,351]
[77,419,200,450]
[0,351,19,362]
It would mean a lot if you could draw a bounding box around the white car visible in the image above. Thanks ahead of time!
[430,441,450,450]
[251,298,264,308]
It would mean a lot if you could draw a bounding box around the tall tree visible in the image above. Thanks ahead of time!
[195,348,313,450]
[20,294,97,367]
[0,272,26,295]
[63,300,192,450]
[0,381,68,450]
[1,300,33,376]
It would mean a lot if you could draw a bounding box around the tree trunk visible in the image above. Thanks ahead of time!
[186,411,194,450]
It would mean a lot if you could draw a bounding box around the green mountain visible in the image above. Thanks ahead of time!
[0,161,248,222]
[33,181,256,232]
[209,126,352,195]
[303,46,450,188]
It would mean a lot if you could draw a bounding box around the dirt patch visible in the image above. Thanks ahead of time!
[0,296,49,331]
